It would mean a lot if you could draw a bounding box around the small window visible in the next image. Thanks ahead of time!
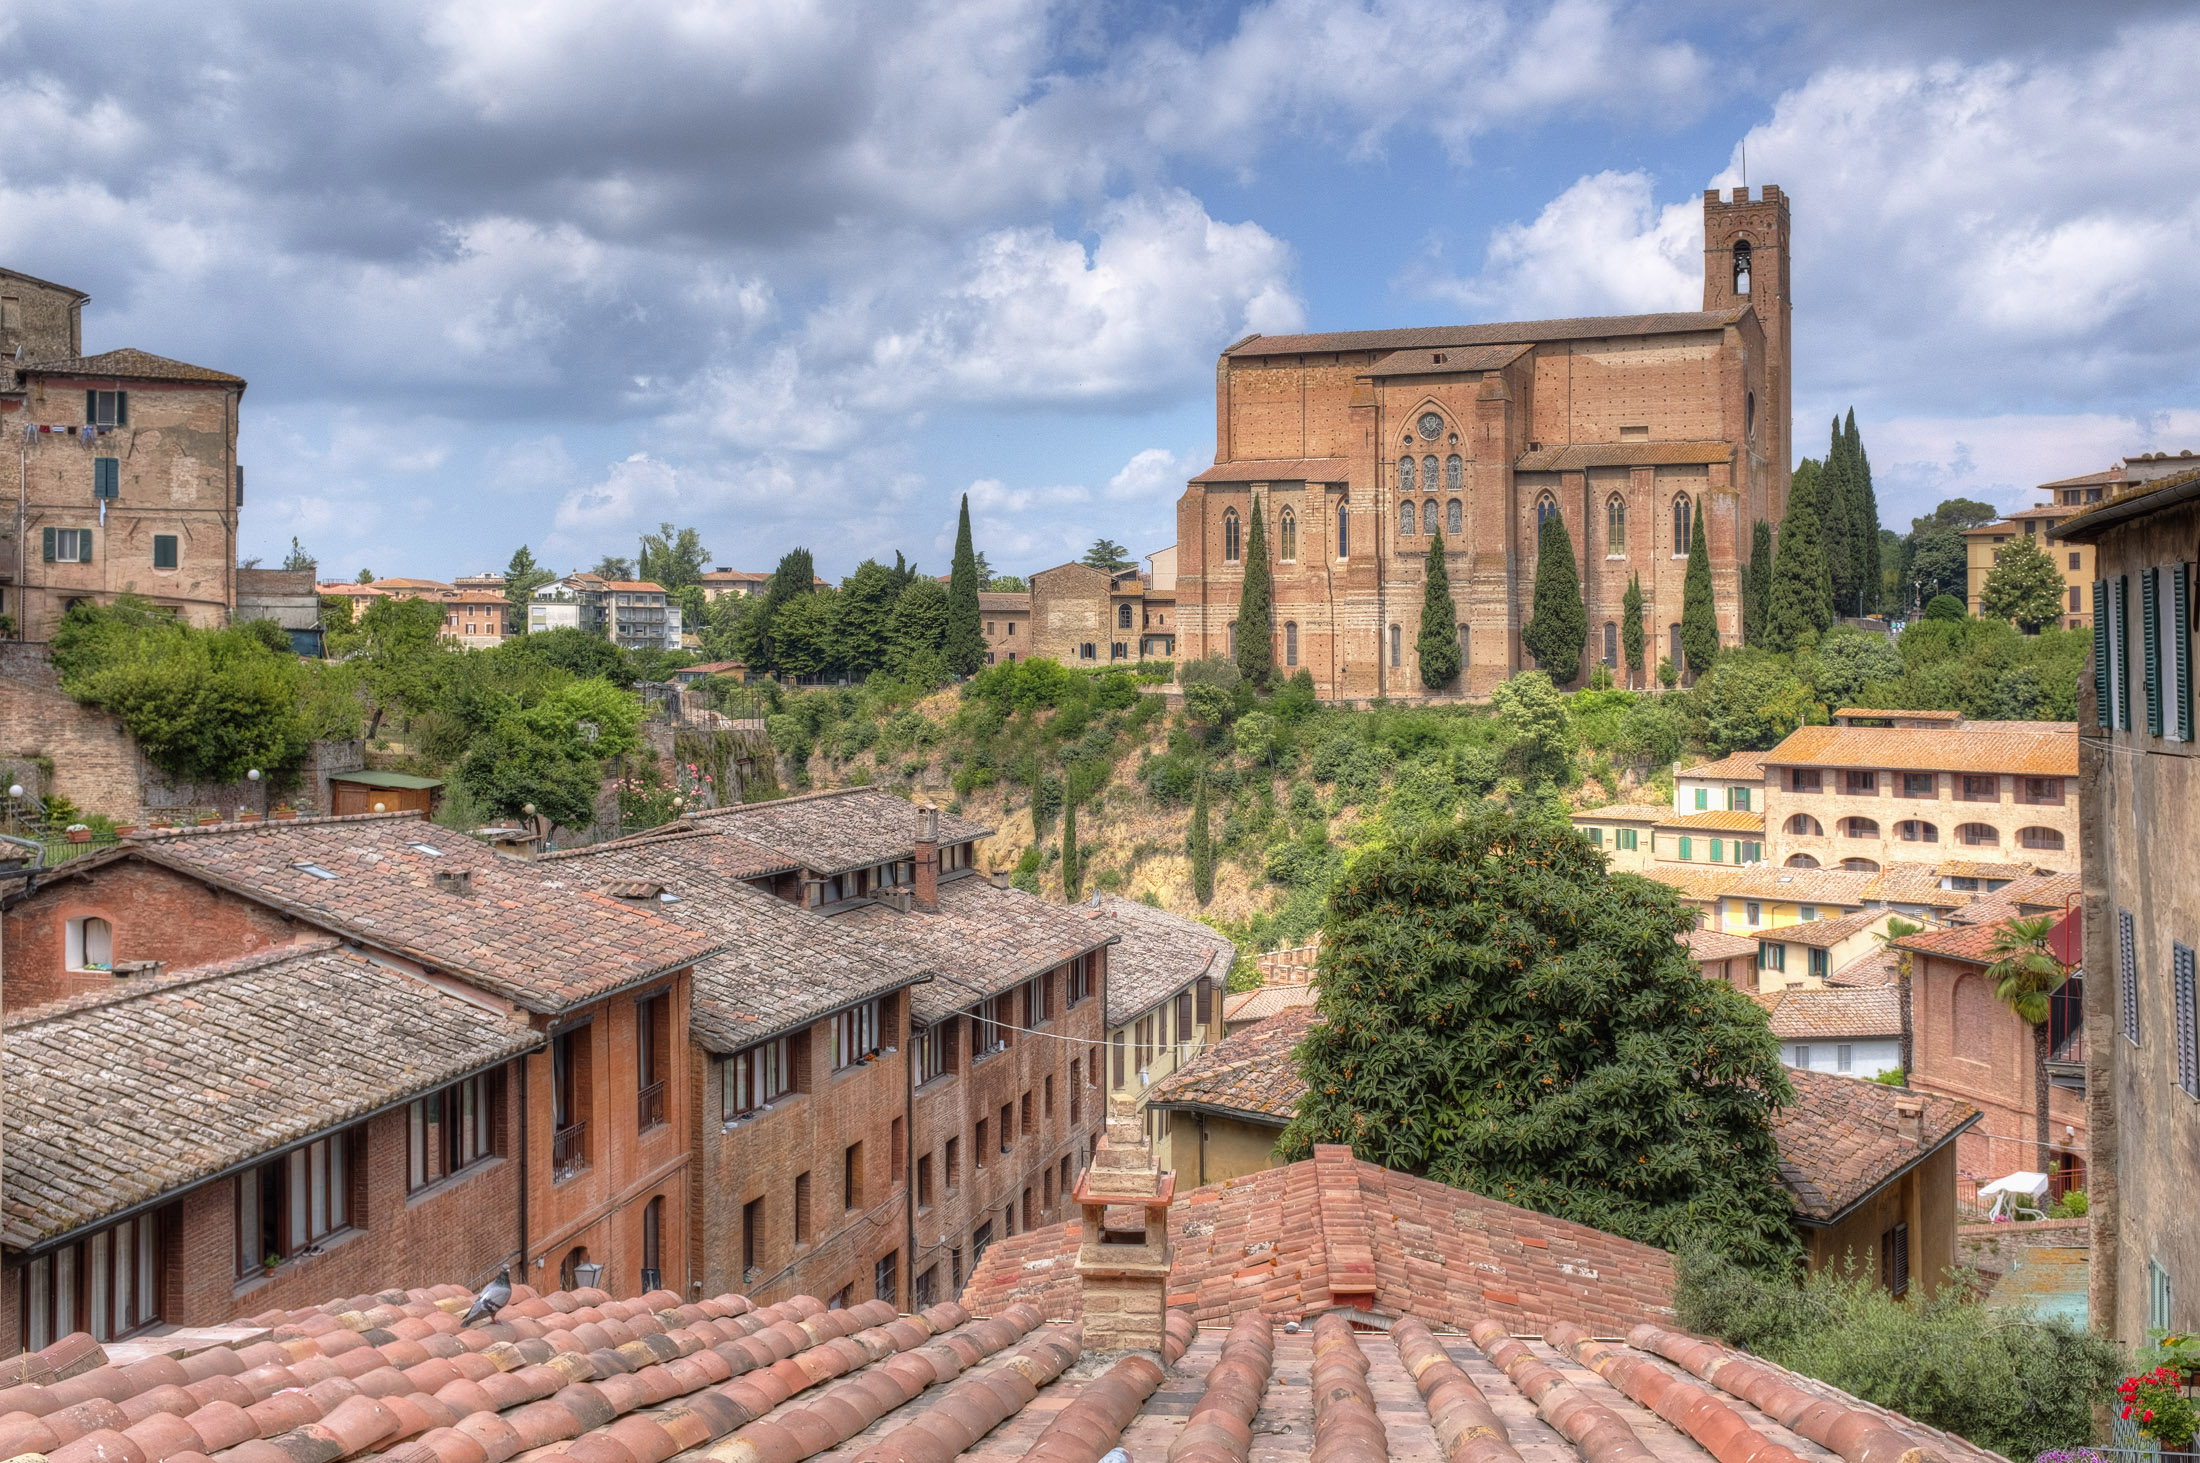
[833,1000,882,1068]
[1446,455,1462,491]
[1117,602,1133,629]
[1337,503,1349,559]
[1672,495,1692,556]
[1810,948,1829,980]
[1535,493,1558,544]
[1680,836,1694,860]
[1278,507,1297,561]
[294,862,338,880]
[1602,622,1617,668]
[408,1072,499,1191]
[1284,621,1298,667]
[794,1171,812,1243]
[1617,828,1638,851]
[43,527,93,564]
[1080,641,1096,661]
[1606,495,1626,554]
[1399,456,1416,494]
[1389,624,1401,668]
[1902,772,1935,798]
[1732,787,1751,811]
[1695,788,1709,810]
[1746,901,1761,926]
[93,459,120,501]
[147,532,177,571]
[726,1034,793,1118]
[1794,1044,1810,1068]
[1956,823,2000,847]
[85,390,128,428]
[1799,905,1819,921]
[1837,1044,1852,1073]
[65,915,114,972]
[1223,507,1241,562]
[2020,826,2065,851]
[1400,499,1416,536]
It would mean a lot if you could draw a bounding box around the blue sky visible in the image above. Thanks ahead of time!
[4,0,2195,583]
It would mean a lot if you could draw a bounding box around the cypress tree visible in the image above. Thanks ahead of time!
[1233,498,1275,688]
[1846,411,1882,616]
[1818,417,1855,618]
[1680,504,1718,678]
[1766,460,1831,651]
[1621,573,1645,689]
[942,493,985,678]
[1188,773,1214,904]
[1743,520,1773,645]
[1061,797,1080,902]
[1521,512,1587,684]
[1416,528,1461,689]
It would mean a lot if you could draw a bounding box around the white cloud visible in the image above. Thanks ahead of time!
[1870,409,2200,521]
[1108,447,1204,502]
[1412,169,1700,319]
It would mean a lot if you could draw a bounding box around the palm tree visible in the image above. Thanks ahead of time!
[1985,914,2068,1173]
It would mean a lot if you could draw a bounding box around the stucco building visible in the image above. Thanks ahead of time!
[2,267,246,641]
[2051,464,2200,1341]
[979,590,1030,665]
[1173,186,1793,698]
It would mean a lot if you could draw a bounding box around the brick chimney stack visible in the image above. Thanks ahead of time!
[1074,1093,1175,1355]
[1895,1098,1924,1144]
[914,804,940,913]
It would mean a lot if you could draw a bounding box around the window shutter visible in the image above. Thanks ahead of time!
[2121,908,2140,1047]
[42,527,55,563]
[85,389,95,424]
[2114,576,2132,731]
[2144,568,2164,737]
[79,531,94,564]
[115,390,127,426]
[2175,943,2197,1100]
[2176,564,2194,743]
[2093,580,2111,728]
[93,458,119,501]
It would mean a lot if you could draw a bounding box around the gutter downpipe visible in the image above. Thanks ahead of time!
[518,1052,531,1280]
[905,974,935,1313]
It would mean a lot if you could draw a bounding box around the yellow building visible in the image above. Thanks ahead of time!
[1964,502,2090,629]
[1747,908,1900,990]
[1092,894,1233,1160]
[1144,1006,1316,1185]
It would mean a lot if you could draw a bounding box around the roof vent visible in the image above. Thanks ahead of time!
[1895,1098,1924,1144]
[876,887,913,913]
[433,868,475,897]
[600,878,665,900]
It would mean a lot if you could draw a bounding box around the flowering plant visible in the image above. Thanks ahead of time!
[2033,1449,2107,1463]
[2119,1366,2197,1448]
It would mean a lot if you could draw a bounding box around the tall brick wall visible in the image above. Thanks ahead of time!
[1909,952,2086,1184]
[0,645,145,822]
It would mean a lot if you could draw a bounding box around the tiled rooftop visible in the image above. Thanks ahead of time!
[20,347,246,385]
[1676,748,1770,781]
[1223,982,1319,1025]
[1932,860,2042,881]
[1224,308,1747,356]
[1859,863,1972,909]
[1,942,538,1248]
[1772,1071,1979,1224]
[1895,920,2014,964]
[693,788,992,875]
[1658,809,1765,833]
[541,825,794,881]
[1090,894,1239,1026]
[1991,869,2083,911]
[1571,802,1669,824]
[1759,987,1904,1042]
[1719,866,1878,906]
[135,815,724,1015]
[1762,724,2077,776]
[1146,1006,1319,1122]
[0,1264,2004,1463]
[836,876,1112,1023]
[1682,928,1758,964]
[1830,707,1963,721]
[1828,946,1900,988]
[1753,909,1889,949]
[1632,866,1744,902]
[538,834,915,1052]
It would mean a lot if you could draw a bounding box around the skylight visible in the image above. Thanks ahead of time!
[407,842,444,857]
[294,862,338,880]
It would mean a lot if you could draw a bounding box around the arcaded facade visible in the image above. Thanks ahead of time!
[1174,187,1794,697]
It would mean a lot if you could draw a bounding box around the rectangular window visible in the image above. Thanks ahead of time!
[1881,1222,1910,1298]
[999,1102,1013,1153]
[945,1137,960,1189]
[1044,1074,1055,1121]
[408,1071,499,1191]
[637,991,670,1132]
[1710,838,1723,863]
[1070,1060,1082,1123]
[1679,836,1693,860]
[2122,908,2141,1047]
[1960,775,1999,802]
[1901,772,1935,798]
[1695,788,1708,810]
[1112,1030,1126,1088]
[1617,828,1637,852]
[875,1252,897,1307]
[972,1222,993,1265]
[2174,564,2195,744]
[742,1198,763,1278]
[1837,1045,1853,1072]
[1285,622,1298,667]
[971,998,1009,1057]
[84,389,127,427]
[1389,624,1401,667]
[1196,977,1213,1026]
[2145,567,2165,737]
[2019,777,2065,806]
[21,1211,163,1351]
[1731,787,1751,811]
[726,1034,792,1118]
[2151,1261,2175,1335]
[1024,973,1051,1027]
[844,1143,863,1211]
[237,1132,352,1275]
[42,527,93,564]
[1586,826,1602,846]
[1810,948,1829,981]
[1746,901,1761,926]
[1844,770,1878,795]
[794,1172,812,1245]
[93,458,120,501]
[833,999,882,1068]
[1795,1045,1811,1068]
[1790,770,1822,793]
[974,1119,988,1167]
[913,1021,949,1085]
[2176,943,2197,1101]
[1761,944,1785,972]
[917,1153,934,1210]
[552,1025,591,1180]
[1068,954,1093,1006]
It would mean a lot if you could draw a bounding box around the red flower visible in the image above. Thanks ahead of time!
[2123,1407,2133,1420]
[2145,1411,2155,1423]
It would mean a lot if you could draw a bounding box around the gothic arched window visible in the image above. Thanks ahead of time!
[1445,455,1462,491]
[1446,498,1461,535]
[1278,506,1297,561]
[1338,503,1348,559]
[1733,238,1753,295]
[1399,456,1416,494]
[1535,493,1558,545]
[1284,621,1298,667]
[1421,456,1438,493]
[1399,499,1416,537]
[1606,494,1626,556]
[1424,499,1438,537]
[1672,495,1692,556]
[1223,507,1241,562]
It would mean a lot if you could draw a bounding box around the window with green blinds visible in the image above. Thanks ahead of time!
[2114,575,2132,731]
[2174,564,2194,743]
[2094,579,2111,728]
[2143,567,2163,737]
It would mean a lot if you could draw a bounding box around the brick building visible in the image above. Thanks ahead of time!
[978,591,1029,665]
[438,589,512,648]
[2050,465,2200,1340]
[2,266,246,641]
[1173,187,1792,698]
[1087,893,1233,1167]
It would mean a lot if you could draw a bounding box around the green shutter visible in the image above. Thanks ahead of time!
[1711,838,1724,862]
[115,390,127,426]
[1680,836,1693,860]
[80,530,94,564]
[42,527,55,563]
[2176,564,2194,743]
[2094,579,2111,728]
[2116,576,2132,731]
[84,389,95,425]
[2144,567,2163,737]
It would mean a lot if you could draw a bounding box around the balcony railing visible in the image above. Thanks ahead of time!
[637,1080,667,1132]
[552,1120,589,1182]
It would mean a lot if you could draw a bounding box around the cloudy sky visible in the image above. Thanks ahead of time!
[5,0,2196,583]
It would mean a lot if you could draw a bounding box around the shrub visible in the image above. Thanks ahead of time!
[1141,754,1198,805]
[1184,681,1235,727]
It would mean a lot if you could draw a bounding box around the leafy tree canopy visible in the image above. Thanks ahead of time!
[987,575,1027,592]
[637,522,711,592]
[1490,671,1572,786]
[1923,594,1967,622]
[1801,626,1904,709]
[592,555,636,582]
[1080,538,1135,573]
[1683,650,1815,756]
[1979,535,2068,633]
[492,626,633,685]
[281,537,316,572]
[503,545,556,619]
[1278,806,1801,1271]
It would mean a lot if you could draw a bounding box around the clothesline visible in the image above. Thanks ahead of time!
[20,424,117,442]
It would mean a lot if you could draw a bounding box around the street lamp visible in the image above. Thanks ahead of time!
[572,1260,604,1292]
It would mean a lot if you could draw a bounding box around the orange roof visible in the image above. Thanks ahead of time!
[1684,928,1758,962]
[1677,749,1770,781]
[1894,921,2014,964]
[372,576,454,591]
[1752,908,1891,949]
[1763,724,2077,776]
[2052,463,2200,542]
[1720,865,1877,905]
[1830,707,1962,721]
[1659,809,1765,833]
[601,580,669,593]
[1635,865,1744,901]
[1572,802,1669,824]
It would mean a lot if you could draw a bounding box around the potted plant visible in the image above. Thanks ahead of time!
[262,1252,280,1278]
[2119,1367,2197,1456]
[112,824,138,838]
[64,823,91,844]
[272,804,298,821]
[239,810,262,823]
[197,812,221,826]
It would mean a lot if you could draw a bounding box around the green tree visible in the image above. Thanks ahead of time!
[1061,796,1080,900]
[1803,626,1904,708]
[1415,529,1460,690]
[1985,914,2067,1170]
[1188,773,1214,904]
[502,546,556,626]
[455,719,602,830]
[1233,499,1275,687]
[493,625,632,684]
[1817,421,1856,616]
[944,494,986,678]
[281,537,316,573]
[355,568,375,584]
[592,554,636,582]
[885,576,949,683]
[773,588,845,681]
[637,523,711,592]
[1521,511,1586,682]
[1766,460,1832,651]
[1080,538,1135,573]
[1491,671,1573,786]
[1743,521,1772,646]
[1979,536,2067,633]
[738,548,818,673]
[1923,594,1967,622]
[1686,651,1815,755]
[1900,498,1996,612]
[1621,574,1646,688]
[987,575,1027,592]
[837,559,900,676]
[1680,503,1719,679]
[1278,806,1800,1270]
[1846,412,1882,615]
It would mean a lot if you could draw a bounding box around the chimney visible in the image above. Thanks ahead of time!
[1073,1093,1175,1356]
[433,868,475,897]
[1895,1098,1924,1144]
[876,887,913,914]
[914,805,940,913]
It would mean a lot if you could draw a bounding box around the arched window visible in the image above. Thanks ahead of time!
[1733,238,1753,295]
[561,1246,591,1292]
[1602,622,1618,667]
[2020,826,2065,850]
[1399,456,1416,493]
[1399,499,1415,536]
[1223,507,1240,562]
[1785,853,1820,869]
[1956,823,2000,847]
[1535,493,1558,544]
[1117,602,1133,629]
[1842,857,1881,873]
[1745,391,1756,441]
[1422,456,1438,491]
[1446,455,1462,490]
[1897,820,1940,844]
[1446,498,1461,535]
[1389,624,1401,667]
[1606,495,1626,556]
[642,1195,663,1280]
[1424,499,1438,537]
[1840,817,1880,839]
[1278,506,1297,562]
[1785,814,1824,837]
[65,915,113,971]
[1338,505,1348,559]
[1284,621,1298,667]
[1672,495,1692,556]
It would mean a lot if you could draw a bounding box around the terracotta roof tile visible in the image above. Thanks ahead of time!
[20,347,245,385]
[1572,803,1670,824]
[1895,921,2012,964]
[1678,749,1771,781]
[1832,707,1964,721]
[1187,457,1350,484]
[1091,894,1239,1025]
[1760,987,1904,1041]
[1860,862,1972,908]
[1147,1006,1318,1121]
[1934,859,2042,881]
[1683,928,1758,963]
[692,787,991,875]
[1993,869,2083,911]
[1516,440,1735,471]
[836,876,1113,1022]
[1763,724,2078,776]
[2,941,538,1247]
[1225,309,1747,357]
[1634,866,1746,901]
[1719,865,1878,905]
[1829,946,1901,987]
[1771,1071,1979,1223]
[1752,908,1891,949]
[134,815,723,1014]
[1660,809,1765,833]
[1223,982,1319,1024]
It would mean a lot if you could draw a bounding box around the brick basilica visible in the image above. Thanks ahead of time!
[1173,185,1794,698]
